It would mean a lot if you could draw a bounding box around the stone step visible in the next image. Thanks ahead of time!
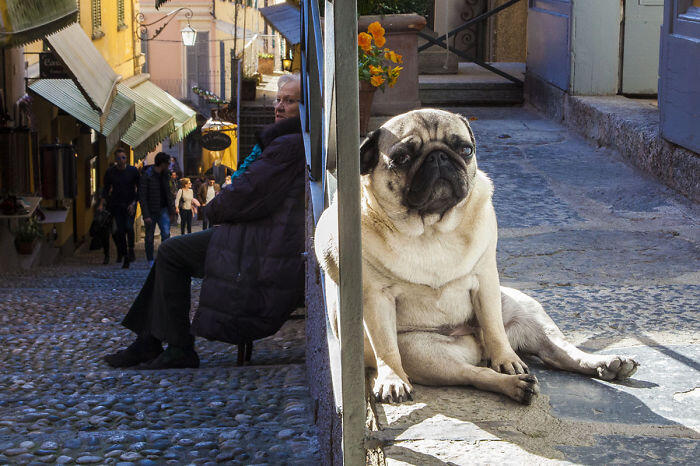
[419,62,525,106]
[0,424,319,465]
[0,321,306,374]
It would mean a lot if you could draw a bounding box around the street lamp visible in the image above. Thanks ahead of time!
[180,24,197,47]
[136,7,197,46]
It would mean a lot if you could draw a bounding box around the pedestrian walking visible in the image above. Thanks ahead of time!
[197,177,220,229]
[139,152,174,266]
[104,75,305,369]
[101,148,139,267]
[175,178,198,235]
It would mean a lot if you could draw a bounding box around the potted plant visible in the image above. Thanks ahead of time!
[257,53,275,75]
[358,3,427,117]
[14,217,43,255]
[358,21,404,135]
[241,73,262,101]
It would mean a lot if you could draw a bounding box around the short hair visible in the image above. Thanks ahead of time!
[180,177,190,188]
[114,148,127,156]
[277,73,301,91]
[154,152,170,166]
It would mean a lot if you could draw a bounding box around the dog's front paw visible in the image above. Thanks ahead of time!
[503,374,540,405]
[594,355,638,381]
[488,347,529,375]
[373,370,413,403]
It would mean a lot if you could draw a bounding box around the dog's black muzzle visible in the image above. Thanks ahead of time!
[406,150,467,215]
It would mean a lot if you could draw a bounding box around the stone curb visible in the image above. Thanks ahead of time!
[525,73,700,203]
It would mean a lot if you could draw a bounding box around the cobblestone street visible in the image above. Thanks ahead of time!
[0,230,320,465]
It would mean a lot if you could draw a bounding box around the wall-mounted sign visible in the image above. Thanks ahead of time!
[200,131,232,151]
[39,53,70,79]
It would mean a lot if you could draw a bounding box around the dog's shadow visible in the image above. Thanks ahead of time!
[369,353,698,464]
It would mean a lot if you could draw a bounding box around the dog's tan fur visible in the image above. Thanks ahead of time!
[315,109,638,404]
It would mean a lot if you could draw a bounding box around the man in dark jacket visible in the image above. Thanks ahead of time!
[101,148,139,267]
[104,76,304,369]
[139,152,174,265]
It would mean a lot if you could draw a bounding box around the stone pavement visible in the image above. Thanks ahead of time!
[0,228,320,464]
[371,106,700,464]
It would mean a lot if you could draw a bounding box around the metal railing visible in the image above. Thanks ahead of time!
[418,0,525,84]
[300,0,366,464]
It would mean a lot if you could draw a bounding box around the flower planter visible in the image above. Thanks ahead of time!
[241,80,257,101]
[359,81,377,136]
[359,14,426,116]
[258,57,275,75]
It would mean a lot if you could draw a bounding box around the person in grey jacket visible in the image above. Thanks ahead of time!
[139,152,174,265]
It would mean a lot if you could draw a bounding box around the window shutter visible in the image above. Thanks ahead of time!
[91,0,104,39]
[117,0,127,29]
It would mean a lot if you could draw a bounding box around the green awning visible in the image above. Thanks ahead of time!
[28,79,136,154]
[131,80,197,145]
[117,83,175,159]
[0,0,78,48]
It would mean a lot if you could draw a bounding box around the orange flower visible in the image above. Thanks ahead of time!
[367,22,385,40]
[369,65,383,75]
[393,52,403,64]
[388,66,403,87]
[358,32,372,52]
[374,35,386,48]
[370,75,385,87]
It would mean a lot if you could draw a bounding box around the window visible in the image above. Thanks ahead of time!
[91,0,104,39]
[117,0,127,30]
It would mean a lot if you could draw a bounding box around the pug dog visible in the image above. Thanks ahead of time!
[314,109,638,404]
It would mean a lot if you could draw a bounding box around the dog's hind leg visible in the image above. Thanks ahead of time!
[500,287,638,380]
[397,331,539,404]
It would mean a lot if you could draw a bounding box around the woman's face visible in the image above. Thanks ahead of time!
[186,181,192,189]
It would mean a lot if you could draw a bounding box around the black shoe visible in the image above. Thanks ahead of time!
[128,248,136,262]
[137,345,199,370]
[103,256,109,265]
[104,337,163,368]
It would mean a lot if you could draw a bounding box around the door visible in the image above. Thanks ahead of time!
[659,0,700,153]
[622,0,664,94]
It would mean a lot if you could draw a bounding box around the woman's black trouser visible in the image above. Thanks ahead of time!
[180,209,193,235]
[122,228,213,347]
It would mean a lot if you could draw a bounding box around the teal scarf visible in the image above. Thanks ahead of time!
[231,144,263,180]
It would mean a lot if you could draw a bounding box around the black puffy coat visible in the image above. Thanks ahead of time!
[139,166,174,220]
[191,117,305,344]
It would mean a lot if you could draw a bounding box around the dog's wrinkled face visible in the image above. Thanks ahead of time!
[361,109,477,219]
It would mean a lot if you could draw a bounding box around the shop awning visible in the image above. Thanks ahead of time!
[28,79,136,154]
[130,79,197,145]
[46,23,120,117]
[117,83,175,159]
[259,3,301,45]
[0,0,78,48]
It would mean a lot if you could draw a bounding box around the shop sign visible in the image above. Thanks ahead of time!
[201,131,232,151]
[39,53,70,79]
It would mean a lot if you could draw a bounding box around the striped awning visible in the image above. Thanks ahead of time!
[117,83,175,159]
[28,79,136,154]
[130,80,197,145]
[259,3,301,45]
[0,0,78,48]
[46,23,120,118]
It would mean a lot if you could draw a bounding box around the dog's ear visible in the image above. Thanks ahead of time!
[457,114,477,150]
[360,129,381,175]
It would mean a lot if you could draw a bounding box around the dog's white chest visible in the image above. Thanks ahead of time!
[393,274,479,331]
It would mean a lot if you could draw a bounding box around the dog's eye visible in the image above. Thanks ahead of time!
[461,146,474,158]
[393,152,411,165]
